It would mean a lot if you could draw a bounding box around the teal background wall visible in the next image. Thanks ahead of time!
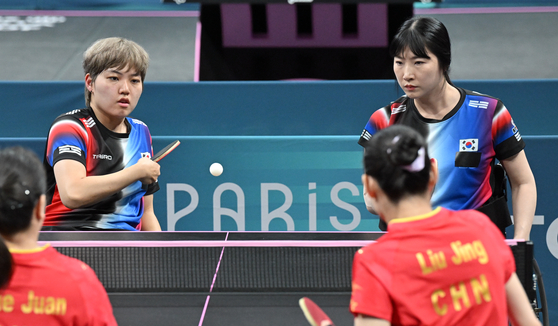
[1,79,557,321]
[1,79,557,138]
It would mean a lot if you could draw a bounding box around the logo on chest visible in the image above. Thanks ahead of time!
[392,104,406,114]
[468,100,489,109]
[455,138,481,168]
[92,154,113,160]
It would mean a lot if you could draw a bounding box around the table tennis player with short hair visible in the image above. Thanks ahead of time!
[42,37,161,231]
[0,146,117,325]
[351,125,541,326]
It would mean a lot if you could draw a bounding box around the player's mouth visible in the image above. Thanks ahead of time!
[118,98,130,107]
[404,85,417,91]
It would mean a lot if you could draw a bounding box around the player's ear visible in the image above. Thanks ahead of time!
[85,73,94,92]
[429,158,438,192]
[361,174,378,199]
[362,174,380,215]
[33,195,46,225]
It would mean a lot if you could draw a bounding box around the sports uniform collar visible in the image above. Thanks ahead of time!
[409,87,465,123]
[9,243,50,254]
[388,206,442,225]
[87,106,131,137]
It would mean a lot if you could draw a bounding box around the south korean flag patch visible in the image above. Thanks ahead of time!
[460,139,478,152]
[141,152,151,159]
[456,138,481,168]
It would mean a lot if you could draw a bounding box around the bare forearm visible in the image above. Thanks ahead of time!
[141,196,161,231]
[58,165,144,208]
[354,315,390,326]
[511,183,537,240]
[501,151,537,240]
[506,273,542,326]
[54,157,160,209]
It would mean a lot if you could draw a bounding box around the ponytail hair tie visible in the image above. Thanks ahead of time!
[401,147,426,172]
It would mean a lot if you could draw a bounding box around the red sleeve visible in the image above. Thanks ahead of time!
[75,261,118,326]
[492,103,525,160]
[350,248,392,321]
[46,118,88,167]
[358,106,391,146]
[470,210,516,281]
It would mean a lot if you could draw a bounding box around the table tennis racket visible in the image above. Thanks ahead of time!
[299,297,336,326]
[152,140,180,162]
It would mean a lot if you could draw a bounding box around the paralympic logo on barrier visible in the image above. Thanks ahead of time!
[0,16,66,31]
[166,182,363,232]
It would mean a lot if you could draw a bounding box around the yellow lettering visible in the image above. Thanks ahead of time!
[436,252,447,269]
[56,298,67,315]
[473,241,489,264]
[21,291,34,314]
[417,250,447,275]
[451,240,489,265]
[450,282,471,311]
[460,243,475,262]
[416,252,434,275]
[471,274,492,304]
[45,297,56,315]
[34,296,45,314]
[0,295,14,313]
[431,290,447,316]
[19,291,67,316]
[450,241,463,265]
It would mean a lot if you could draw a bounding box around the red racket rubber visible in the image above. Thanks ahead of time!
[152,140,180,162]
[299,297,335,326]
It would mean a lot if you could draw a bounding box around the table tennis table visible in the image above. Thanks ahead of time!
[38,232,539,326]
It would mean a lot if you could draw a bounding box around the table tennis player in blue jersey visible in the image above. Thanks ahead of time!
[358,17,537,240]
[43,37,162,231]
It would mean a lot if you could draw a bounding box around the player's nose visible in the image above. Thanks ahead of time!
[403,66,414,80]
[120,80,131,94]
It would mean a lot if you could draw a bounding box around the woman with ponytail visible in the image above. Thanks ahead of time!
[0,147,116,325]
[350,125,540,326]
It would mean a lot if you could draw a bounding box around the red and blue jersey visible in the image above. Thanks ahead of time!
[43,107,159,230]
[358,87,525,211]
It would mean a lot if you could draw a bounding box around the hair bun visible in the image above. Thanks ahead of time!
[0,173,31,211]
[386,134,423,167]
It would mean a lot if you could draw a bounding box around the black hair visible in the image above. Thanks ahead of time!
[389,16,453,85]
[363,125,431,204]
[0,147,46,236]
[0,239,12,288]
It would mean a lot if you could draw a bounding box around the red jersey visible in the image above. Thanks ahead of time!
[350,207,515,325]
[0,245,117,326]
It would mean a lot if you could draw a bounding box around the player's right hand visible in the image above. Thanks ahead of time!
[135,157,160,184]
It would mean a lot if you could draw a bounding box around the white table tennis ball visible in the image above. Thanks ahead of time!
[210,162,223,176]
